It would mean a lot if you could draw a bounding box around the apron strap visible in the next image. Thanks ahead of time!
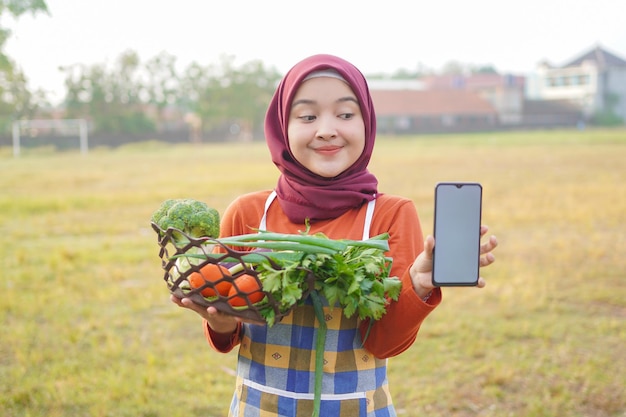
[259,190,277,231]
[362,198,376,240]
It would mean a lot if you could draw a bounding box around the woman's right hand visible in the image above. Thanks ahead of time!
[170,294,240,334]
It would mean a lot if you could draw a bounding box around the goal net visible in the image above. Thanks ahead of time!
[12,119,89,156]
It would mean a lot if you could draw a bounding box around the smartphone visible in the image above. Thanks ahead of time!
[432,182,483,286]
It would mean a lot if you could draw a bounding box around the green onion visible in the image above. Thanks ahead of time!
[217,240,340,255]
[310,290,327,417]
[171,251,309,264]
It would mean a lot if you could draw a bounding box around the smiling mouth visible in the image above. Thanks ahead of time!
[315,145,342,153]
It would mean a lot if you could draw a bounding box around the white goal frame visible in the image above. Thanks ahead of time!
[12,119,89,156]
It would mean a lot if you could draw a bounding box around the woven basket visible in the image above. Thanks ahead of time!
[151,222,312,324]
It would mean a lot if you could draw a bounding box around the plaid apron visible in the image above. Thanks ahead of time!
[228,192,396,417]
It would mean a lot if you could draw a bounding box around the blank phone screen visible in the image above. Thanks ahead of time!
[432,183,482,286]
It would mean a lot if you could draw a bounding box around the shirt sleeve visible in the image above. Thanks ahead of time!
[361,197,442,358]
[204,320,242,353]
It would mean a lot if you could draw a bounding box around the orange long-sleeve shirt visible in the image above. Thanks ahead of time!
[204,190,441,359]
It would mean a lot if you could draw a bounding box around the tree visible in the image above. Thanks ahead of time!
[226,58,281,140]
[472,64,498,74]
[0,0,48,61]
[180,54,280,141]
[61,50,155,135]
[143,51,181,120]
[0,0,49,133]
[440,60,499,75]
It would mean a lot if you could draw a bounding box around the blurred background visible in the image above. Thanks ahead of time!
[1,2,625,417]
[1,0,625,151]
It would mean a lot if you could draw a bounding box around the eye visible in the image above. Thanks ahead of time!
[339,113,354,120]
[298,115,316,122]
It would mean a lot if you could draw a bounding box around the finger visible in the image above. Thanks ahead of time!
[207,307,249,328]
[206,305,220,316]
[480,235,498,254]
[240,317,265,326]
[480,252,496,267]
[170,294,184,307]
[181,297,206,314]
[423,235,435,260]
[476,277,487,288]
[480,225,489,237]
[207,305,236,320]
[180,297,195,307]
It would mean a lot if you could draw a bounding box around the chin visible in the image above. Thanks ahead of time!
[312,168,343,178]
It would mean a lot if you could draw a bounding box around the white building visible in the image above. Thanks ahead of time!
[527,45,626,124]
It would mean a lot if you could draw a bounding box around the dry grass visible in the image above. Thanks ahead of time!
[1,129,624,416]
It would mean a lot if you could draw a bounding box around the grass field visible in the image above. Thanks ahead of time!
[1,129,625,417]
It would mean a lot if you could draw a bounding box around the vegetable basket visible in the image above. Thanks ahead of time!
[151,222,314,324]
[151,201,401,417]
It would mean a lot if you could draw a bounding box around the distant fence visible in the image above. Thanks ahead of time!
[1,121,593,151]
[12,119,88,156]
[0,128,257,150]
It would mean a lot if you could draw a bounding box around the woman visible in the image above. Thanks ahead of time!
[172,54,498,416]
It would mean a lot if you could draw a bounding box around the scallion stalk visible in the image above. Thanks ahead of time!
[309,290,327,417]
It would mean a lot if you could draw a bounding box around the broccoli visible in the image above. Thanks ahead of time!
[151,198,220,245]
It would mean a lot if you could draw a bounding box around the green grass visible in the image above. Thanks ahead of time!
[1,129,625,417]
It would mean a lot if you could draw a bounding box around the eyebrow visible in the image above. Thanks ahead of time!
[291,96,359,108]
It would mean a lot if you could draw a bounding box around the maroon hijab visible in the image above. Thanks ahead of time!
[264,54,379,224]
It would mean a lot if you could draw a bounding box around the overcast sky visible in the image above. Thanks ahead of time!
[5,0,626,104]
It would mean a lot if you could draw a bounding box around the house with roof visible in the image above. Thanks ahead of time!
[370,88,498,134]
[369,71,526,134]
[420,73,526,126]
[367,44,625,134]
[369,68,536,133]
[526,45,626,124]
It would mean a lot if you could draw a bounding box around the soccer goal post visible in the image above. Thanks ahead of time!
[12,119,89,157]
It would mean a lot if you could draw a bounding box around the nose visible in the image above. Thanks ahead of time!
[316,115,337,140]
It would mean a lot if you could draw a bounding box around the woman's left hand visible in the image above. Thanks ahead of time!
[475,225,498,287]
[410,225,498,296]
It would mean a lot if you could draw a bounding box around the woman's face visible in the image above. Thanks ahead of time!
[287,76,366,178]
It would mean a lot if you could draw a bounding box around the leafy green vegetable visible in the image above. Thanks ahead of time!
[176,230,402,325]
[151,198,220,245]
[152,199,221,286]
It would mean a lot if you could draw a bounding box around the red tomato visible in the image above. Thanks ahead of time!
[228,274,265,307]
[188,264,232,297]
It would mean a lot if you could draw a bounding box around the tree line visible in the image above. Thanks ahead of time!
[0,1,286,139]
[3,47,284,140]
[2,46,502,141]
[0,0,505,141]
[59,51,283,139]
